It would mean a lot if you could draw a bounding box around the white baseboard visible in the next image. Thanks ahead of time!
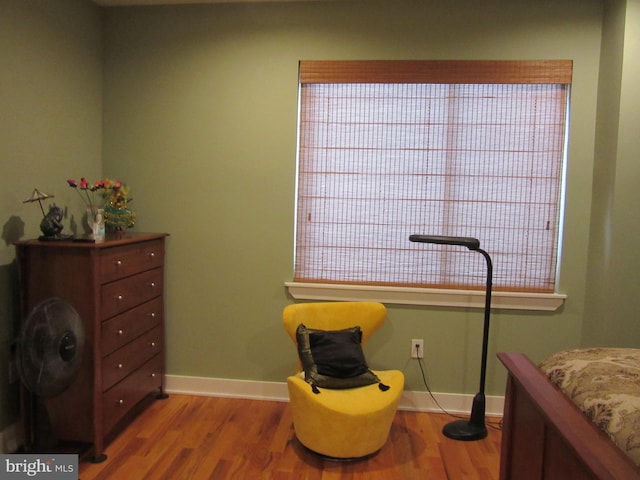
[398,389,504,416]
[166,375,289,403]
[165,374,504,417]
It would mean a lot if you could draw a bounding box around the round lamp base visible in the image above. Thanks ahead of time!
[442,419,488,441]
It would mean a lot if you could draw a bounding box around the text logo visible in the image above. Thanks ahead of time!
[0,454,77,479]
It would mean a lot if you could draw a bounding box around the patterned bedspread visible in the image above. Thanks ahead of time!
[539,348,640,466]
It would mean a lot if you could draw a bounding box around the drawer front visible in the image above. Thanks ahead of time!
[101,297,163,356]
[102,326,163,391]
[100,239,164,284]
[100,268,163,319]
[102,354,163,434]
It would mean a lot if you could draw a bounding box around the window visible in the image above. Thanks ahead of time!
[293,60,572,296]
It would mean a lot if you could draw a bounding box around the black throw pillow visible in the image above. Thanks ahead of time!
[296,323,381,390]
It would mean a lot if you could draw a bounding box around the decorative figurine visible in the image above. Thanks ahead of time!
[39,205,66,240]
[23,189,71,241]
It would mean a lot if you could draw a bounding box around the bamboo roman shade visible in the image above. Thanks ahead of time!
[294,60,572,292]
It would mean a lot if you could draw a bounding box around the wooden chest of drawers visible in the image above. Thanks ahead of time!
[14,232,169,462]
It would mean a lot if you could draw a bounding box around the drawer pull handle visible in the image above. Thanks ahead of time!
[151,342,157,348]
[151,373,156,378]
[117,295,123,301]
[117,329,124,336]
[149,252,155,258]
[118,363,124,369]
[149,312,156,318]
[115,260,123,266]
[150,282,156,288]
[118,399,124,406]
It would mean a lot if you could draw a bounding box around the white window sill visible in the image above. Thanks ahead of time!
[285,282,566,312]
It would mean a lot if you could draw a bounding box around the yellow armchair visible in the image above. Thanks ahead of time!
[283,302,405,459]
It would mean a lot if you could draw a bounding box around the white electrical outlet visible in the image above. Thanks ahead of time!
[411,339,424,359]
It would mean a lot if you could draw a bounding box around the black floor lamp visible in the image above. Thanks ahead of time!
[409,234,493,441]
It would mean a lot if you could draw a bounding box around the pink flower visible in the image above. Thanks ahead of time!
[67,177,130,210]
[91,180,105,192]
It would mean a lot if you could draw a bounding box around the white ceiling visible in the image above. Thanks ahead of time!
[91,0,324,5]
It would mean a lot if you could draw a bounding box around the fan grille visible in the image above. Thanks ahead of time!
[16,298,85,398]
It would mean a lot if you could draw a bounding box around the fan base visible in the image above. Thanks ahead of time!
[91,453,107,463]
[22,440,91,456]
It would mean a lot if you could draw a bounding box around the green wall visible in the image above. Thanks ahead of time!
[584,0,640,346]
[101,0,604,393]
[0,0,102,431]
[1,0,638,433]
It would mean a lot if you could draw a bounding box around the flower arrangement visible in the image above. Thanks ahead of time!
[67,177,135,230]
[67,178,119,207]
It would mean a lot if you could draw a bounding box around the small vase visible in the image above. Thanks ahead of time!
[87,206,105,242]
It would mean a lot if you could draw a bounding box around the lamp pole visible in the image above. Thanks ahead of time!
[409,234,493,441]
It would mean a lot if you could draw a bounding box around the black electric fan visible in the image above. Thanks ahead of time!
[15,297,85,451]
[409,234,493,441]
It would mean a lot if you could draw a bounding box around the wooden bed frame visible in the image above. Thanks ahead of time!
[498,352,640,480]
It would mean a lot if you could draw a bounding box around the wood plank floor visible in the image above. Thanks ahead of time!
[79,394,502,480]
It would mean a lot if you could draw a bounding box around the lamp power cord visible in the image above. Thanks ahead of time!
[411,343,502,431]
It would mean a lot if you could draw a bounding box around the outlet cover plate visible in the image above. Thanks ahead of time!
[411,339,424,359]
